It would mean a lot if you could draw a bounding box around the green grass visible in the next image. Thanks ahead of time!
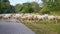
[20,21,44,34]
[19,19,60,34]
[42,23,60,34]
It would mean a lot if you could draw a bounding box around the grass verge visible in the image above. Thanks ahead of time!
[18,19,60,34]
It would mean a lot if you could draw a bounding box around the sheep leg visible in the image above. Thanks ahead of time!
[55,19,57,24]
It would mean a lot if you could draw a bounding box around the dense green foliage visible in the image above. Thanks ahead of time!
[0,0,16,14]
[0,0,60,14]
[15,2,40,13]
[41,0,60,14]
[14,0,60,15]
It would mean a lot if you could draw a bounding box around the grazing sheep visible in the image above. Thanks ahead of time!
[21,16,27,21]
[38,15,46,21]
[56,16,60,20]
[56,16,60,23]
[0,14,5,19]
[3,14,12,19]
[13,14,23,19]
[39,14,48,20]
[48,15,57,24]
[33,15,37,20]
[27,15,34,21]
[33,15,46,22]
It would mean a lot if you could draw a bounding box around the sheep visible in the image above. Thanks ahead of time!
[33,15,40,21]
[44,14,48,18]
[48,15,57,24]
[13,14,20,19]
[21,15,28,21]
[37,14,48,21]
[42,14,48,21]
[38,15,46,21]
[32,14,48,22]
[27,15,34,21]
[20,14,34,22]
[33,15,45,22]
[33,15,38,20]
[56,16,60,20]
[56,16,60,23]
[0,14,5,19]
[3,14,12,19]
[13,14,23,19]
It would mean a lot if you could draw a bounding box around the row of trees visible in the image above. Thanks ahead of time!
[0,0,16,14]
[41,0,60,14]
[0,0,60,14]
[15,2,41,13]
[15,0,60,14]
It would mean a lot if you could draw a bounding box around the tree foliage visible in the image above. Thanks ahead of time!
[15,2,40,13]
[0,0,16,14]
[1,0,60,14]
[42,0,60,11]
[40,0,60,14]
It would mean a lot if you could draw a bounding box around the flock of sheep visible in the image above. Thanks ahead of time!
[0,13,60,24]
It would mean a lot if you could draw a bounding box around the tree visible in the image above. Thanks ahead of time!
[15,4,23,13]
[42,0,60,11]
[0,0,16,14]
[22,2,34,13]
[15,2,41,13]
[40,0,60,14]
[31,2,40,13]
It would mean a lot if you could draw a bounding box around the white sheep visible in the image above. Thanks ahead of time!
[38,15,46,21]
[33,14,48,22]
[3,14,12,19]
[21,14,33,21]
[48,15,57,24]
[56,16,60,23]
[0,14,5,19]
[33,15,40,20]
[21,15,28,21]
[33,15,45,22]
[56,16,60,20]
[13,14,23,19]
[27,15,33,21]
